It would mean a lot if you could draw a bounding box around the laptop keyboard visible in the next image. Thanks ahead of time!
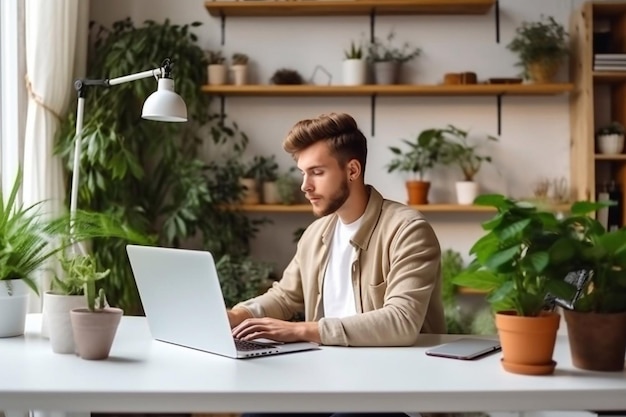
[234,338,276,351]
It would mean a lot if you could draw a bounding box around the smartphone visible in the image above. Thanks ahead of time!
[425,338,501,360]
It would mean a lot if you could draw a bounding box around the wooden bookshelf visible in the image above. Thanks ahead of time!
[227,203,571,213]
[593,71,626,83]
[205,0,496,17]
[201,83,574,97]
[595,154,626,161]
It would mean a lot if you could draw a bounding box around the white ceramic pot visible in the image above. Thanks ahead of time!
[455,181,479,205]
[231,65,248,85]
[43,291,88,354]
[597,133,625,155]
[0,280,30,338]
[207,64,227,85]
[342,59,367,85]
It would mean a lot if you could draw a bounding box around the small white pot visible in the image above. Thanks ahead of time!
[455,181,479,205]
[207,64,227,85]
[43,291,88,354]
[0,280,30,338]
[597,133,625,155]
[342,59,367,85]
[231,64,248,85]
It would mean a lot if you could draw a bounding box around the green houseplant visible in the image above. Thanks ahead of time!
[56,18,267,315]
[452,194,610,375]
[231,52,249,85]
[554,210,626,371]
[368,30,421,84]
[67,252,122,360]
[596,121,625,155]
[507,15,569,83]
[343,39,367,85]
[440,125,498,205]
[387,128,448,204]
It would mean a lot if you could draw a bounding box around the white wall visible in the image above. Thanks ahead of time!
[90,0,584,273]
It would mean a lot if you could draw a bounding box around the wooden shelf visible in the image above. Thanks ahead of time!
[227,203,571,213]
[593,2,626,17]
[201,84,574,97]
[205,0,495,17]
[593,71,626,83]
[595,154,626,161]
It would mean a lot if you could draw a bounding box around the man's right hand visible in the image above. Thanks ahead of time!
[227,308,253,328]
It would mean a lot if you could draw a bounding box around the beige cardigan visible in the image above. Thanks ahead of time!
[235,186,446,346]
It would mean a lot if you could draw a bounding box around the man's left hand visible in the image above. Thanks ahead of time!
[231,317,321,344]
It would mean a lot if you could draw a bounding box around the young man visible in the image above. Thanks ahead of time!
[229,112,446,347]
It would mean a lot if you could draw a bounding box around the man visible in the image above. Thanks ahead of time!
[228,112,446,348]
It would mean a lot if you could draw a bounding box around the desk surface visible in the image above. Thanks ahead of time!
[1,314,625,413]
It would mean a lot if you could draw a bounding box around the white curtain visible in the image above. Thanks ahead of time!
[23,0,89,312]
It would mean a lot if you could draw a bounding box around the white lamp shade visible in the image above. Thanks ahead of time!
[141,78,187,122]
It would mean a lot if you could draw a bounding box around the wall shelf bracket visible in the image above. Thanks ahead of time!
[370,10,376,43]
[220,95,226,126]
[496,94,502,135]
[494,0,500,43]
[370,94,377,137]
[220,14,226,45]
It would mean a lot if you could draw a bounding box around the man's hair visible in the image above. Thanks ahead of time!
[283,112,368,173]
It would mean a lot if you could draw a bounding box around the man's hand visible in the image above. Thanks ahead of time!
[227,308,253,328]
[231,317,321,344]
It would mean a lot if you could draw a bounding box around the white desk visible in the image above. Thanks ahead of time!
[1,314,625,414]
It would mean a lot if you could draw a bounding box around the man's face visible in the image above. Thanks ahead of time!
[297,141,350,217]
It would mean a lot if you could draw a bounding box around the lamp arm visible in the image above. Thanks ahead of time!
[69,60,172,253]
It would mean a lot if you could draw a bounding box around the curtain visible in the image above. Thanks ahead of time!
[23,0,88,312]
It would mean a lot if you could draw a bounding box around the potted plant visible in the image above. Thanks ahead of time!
[342,39,367,86]
[0,170,66,337]
[440,125,498,205]
[43,216,150,354]
[451,194,597,375]
[596,121,625,155]
[554,208,626,371]
[255,155,280,204]
[386,128,448,204]
[507,15,569,83]
[368,29,421,84]
[231,52,249,85]
[69,253,123,360]
[206,49,226,85]
[275,168,300,205]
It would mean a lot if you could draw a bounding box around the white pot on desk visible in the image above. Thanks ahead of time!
[0,279,29,338]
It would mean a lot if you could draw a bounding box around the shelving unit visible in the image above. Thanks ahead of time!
[203,83,574,135]
[228,203,571,214]
[205,0,496,17]
[201,83,574,97]
[570,1,626,226]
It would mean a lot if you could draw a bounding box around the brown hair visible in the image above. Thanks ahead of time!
[282,112,368,172]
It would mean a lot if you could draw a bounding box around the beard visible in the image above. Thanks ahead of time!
[312,178,350,217]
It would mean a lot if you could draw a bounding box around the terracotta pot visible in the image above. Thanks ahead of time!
[564,309,626,371]
[495,310,560,375]
[406,180,430,205]
[70,307,123,360]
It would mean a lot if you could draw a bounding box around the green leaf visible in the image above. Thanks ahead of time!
[485,245,520,270]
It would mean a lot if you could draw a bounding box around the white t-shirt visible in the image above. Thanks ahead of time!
[322,216,363,318]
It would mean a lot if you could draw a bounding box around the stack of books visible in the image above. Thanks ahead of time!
[594,53,626,71]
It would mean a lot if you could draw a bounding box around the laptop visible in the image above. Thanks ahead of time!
[126,245,320,358]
